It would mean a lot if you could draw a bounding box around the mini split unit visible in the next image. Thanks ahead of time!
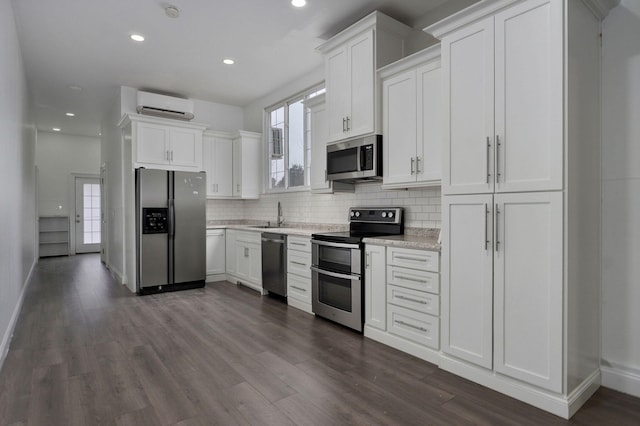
[136,91,195,121]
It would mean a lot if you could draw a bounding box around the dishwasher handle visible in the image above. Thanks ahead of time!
[261,237,285,244]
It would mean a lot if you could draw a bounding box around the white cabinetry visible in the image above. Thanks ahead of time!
[206,229,225,279]
[364,245,441,364]
[287,235,312,313]
[39,216,70,257]
[128,115,206,172]
[317,11,411,143]
[364,245,386,330]
[305,94,353,194]
[380,46,442,189]
[203,131,233,197]
[225,229,236,275]
[232,131,261,199]
[231,231,262,293]
[427,0,609,418]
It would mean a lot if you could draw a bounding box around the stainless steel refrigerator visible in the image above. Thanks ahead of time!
[135,168,206,294]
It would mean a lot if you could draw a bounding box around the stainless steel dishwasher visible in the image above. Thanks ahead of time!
[261,232,287,297]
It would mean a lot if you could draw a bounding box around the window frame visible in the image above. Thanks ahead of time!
[264,83,325,193]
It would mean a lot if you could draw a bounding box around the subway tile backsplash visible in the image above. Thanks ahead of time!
[207,183,441,229]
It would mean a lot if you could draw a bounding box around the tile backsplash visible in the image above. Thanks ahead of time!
[207,182,441,229]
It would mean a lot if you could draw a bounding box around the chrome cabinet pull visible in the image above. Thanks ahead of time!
[486,136,491,184]
[291,285,307,292]
[342,117,347,132]
[346,116,350,131]
[496,135,502,183]
[485,203,490,251]
[395,295,427,304]
[290,261,306,266]
[495,203,501,252]
[416,157,422,174]
[410,157,415,175]
[395,275,427,284]
[395,320,428,333]
[290,242,307,247]
[395,255,425,263]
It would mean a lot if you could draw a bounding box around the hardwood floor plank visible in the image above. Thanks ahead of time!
[26,363,70,426]
[227,381,296,426]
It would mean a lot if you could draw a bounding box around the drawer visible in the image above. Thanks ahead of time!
[387,285,439,316]
[287,273,311,304]
[387,247,439,272]
[387,265,439,294]
[287,235,311,253]
[288,250,311,279]
[387,304,439,350]
[236,230,261,245]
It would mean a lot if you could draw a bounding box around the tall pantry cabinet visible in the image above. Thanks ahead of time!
[426,0,614,418]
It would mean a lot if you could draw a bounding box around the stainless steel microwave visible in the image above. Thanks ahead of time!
[326,135,382,182]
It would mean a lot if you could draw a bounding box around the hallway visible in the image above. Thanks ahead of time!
[1,254,639,425]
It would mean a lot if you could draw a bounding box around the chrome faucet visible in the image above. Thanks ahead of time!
[277,201,285,227]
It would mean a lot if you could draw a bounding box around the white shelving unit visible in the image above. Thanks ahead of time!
[39,216,69,257]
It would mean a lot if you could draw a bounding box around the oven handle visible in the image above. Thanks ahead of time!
[311,266,361,281]
[311,240,361,250]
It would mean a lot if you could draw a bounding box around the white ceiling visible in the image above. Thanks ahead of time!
[11,0,474,137]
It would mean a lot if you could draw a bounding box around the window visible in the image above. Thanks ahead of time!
[266,85,325,191]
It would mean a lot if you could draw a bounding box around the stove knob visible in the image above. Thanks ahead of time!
[388,211,394,218]
[350,211,355,217]
[355,211,361,217]
[381,212,387,218]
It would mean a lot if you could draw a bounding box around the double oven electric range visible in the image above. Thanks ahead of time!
[311,207,404,332]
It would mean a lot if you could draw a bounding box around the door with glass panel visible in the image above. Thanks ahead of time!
[75,177,101,253]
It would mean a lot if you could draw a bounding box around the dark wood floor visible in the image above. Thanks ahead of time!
[1,255,639,425]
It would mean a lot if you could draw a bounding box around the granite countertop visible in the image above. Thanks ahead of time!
[206,221,348,237]
[363,228,441,252]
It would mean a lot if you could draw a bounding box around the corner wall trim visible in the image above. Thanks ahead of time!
[601,365,640,398]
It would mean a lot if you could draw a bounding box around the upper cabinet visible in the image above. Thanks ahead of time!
[439,0,563,195]
[203,130,233,197]
[121,114,206,172]
[232,131,262,199]
[379,46,442,189]
[317,11,412,143]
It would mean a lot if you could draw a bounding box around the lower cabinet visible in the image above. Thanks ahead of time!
[226,230,262,293]
[206,229,225,279]
[364,244,441,364]
[287,235,312,314]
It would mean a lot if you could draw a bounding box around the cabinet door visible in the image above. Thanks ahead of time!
[206,230,225,276]
[364,245,386,331]
[442,18,494,195]
[383,70,417,186]
[239,135,261,199]
[170,127,202,168]
[493,191,562,392]
[309,99,331,192]
[416,61,442,184]
[494,0,562,193]
[442,194,494,369]
[348,30,375,138]
[213,136,233,197]
[248,243,262,285]
[203,134,215,197]
[136,122,170,166]
[325,46,350,142]
[225,229,236,274]
[235,243,249,280]
[232,138,242,197]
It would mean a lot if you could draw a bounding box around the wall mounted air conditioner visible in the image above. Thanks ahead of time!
[136,91,195,121]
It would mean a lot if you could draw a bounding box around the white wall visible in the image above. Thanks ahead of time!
[601,0,640,397]
[0,0,37,365]
[36,131,100,216]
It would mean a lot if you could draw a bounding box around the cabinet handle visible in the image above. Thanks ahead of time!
[496,135,502,183]
[395,275,428,284]
[346,116,350,131]
[365,252,370,268]
[290,242,306,246]
[244,247,249,257]
[291,285,307,292]
[342,117,347,132]
[410,157,415,175]
[495,203,501,252]
[395,255,425,263]
[395,295,427,304]
[486,136,492,184]
[416,157,422,174]
[290,261,307,266]
[166,150,170,161]
[484,203,490,251]
[395,320,428,333]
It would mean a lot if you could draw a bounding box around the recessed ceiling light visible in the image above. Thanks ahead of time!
[130,34,145,42]
[291,0,306,7]
[223,59,235,65]
[65,112,75,117]
[69,85,82,91]
[52,128,61,132]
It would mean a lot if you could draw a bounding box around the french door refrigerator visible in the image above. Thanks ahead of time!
[135,168,206,294]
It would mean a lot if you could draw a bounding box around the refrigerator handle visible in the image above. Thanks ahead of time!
[168,199,176,237]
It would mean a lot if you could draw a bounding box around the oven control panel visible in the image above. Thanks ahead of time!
[349,207,402,224]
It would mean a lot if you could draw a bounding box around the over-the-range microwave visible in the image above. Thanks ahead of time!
[326,134,382,182]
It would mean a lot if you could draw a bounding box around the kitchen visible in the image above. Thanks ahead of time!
[2,0,640,424]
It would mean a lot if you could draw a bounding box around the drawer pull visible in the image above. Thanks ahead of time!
[290,242,307,246]
[290,261,307,266]
[395,320,428,333]
[395,295,427,304]
[291,285,307,292]
[395,275,428,284]
[395,255,427,262]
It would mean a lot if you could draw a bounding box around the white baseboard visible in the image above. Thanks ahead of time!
[364,326,441,366]
[206,273,226,283]
[0,258,37,371]
[287,298,313,314]
[601,365,640,398]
